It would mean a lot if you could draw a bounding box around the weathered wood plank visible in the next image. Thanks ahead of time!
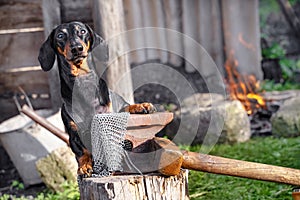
[164,0,184,67]
[198,0,224,74]
[182,0,198,73]
[0,32,44,70]
[0,0,43,30]
[221,0,263,79]
[123,0,147,64]
[0,69,51,122]
[41,0,62,111]
[0,97,51,123]
[0,70,49,92]
[60,0,92,24]
[140,0,161,62]
[152,0,168,64]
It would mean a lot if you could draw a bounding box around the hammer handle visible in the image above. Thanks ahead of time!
[182,151,300,186]
[21,105,69,145]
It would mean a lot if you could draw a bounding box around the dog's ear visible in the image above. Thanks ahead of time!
[38,30,56,71]
[85,24,104,50]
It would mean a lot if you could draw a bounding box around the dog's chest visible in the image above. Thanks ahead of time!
[71,72,106,118]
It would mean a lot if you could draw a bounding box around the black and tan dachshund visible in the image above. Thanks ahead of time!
[38,21,155,176]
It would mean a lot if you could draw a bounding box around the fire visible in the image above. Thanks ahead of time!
[225,52,266,115]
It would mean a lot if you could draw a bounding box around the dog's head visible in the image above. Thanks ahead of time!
[38,21,103,75]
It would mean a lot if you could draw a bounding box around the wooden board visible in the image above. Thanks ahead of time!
[0,70,49,92]
[41,0,62,111]
[0,0,43,30]
[0,0,51,120]
[60,0,92,24]
[0,69,51,122]
[0,32,44,70]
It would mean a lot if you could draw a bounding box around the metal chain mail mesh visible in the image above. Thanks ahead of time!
[90,112,130,177]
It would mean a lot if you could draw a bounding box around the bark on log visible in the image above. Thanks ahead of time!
[79,170,189,200]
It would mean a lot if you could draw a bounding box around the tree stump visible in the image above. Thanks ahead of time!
[78,112,189,199]
[79,170,189,200]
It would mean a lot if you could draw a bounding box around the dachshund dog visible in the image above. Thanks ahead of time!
[38,21,155,176]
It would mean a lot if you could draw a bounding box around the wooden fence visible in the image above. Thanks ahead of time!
[0,0,50,122]
[123,0,262,77]
[0,0,262,122]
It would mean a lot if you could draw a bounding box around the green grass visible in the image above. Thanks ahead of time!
[0,181,79,200]
[185,136,300,200]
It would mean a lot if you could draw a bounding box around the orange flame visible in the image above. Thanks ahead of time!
[225,51,265,115]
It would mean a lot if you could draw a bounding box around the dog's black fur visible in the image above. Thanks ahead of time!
[38,21,155,176]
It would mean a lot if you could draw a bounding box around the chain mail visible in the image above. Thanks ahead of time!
[90,112,130,177]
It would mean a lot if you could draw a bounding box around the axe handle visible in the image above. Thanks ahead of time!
[21,105,69,145]
[182,151,300,186]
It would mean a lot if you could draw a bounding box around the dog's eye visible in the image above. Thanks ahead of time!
[80,29,87,35]
[57,33,64,39]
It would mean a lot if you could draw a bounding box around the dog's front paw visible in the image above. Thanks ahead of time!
[125,103,156,114]
[77,149,93,177]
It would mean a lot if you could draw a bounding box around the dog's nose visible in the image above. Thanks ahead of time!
[71,44,84,54]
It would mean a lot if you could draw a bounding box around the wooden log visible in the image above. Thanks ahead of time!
[92,0,134,104]
[79,170,189,200]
